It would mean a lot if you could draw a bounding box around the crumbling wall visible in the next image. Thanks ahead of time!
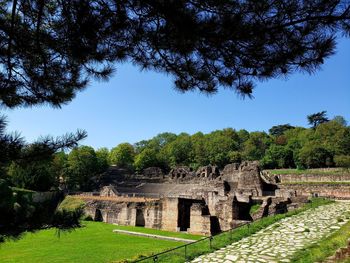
[160,198,179,232]
[279,183,350,199]
[196,165,220,180]
[189,203,211,236]
[273,173,350,183]
[143,167,163,178]
[237,161,264,196]
[100,185,118,197]
[222,163,240,182]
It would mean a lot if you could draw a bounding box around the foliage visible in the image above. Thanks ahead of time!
[67,146,100,191]
[161,133,193,168]
[333,115,348,126]
[269,124,294,136]
[51,208,84,230]
[134,148,161,173]
[8,160,56,191]
[260,145,294,169]
[298,144,334,168]
[1,1,350,109]
[109,143,135,168]
[242,132,271,161]
[334,155,350,169]
[95,147,110,171]
[127,114,350,171]
[307,111,329,129]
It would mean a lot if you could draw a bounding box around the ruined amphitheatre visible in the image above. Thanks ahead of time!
[68,162,350,262]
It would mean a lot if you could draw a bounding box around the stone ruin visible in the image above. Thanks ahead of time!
[81,161,307,236]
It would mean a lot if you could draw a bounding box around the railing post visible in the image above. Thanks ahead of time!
[209,236,213,250]
[185,244,187,261]
[230,228,232,241]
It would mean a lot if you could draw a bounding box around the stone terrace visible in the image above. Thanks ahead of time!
[192,201,350,263]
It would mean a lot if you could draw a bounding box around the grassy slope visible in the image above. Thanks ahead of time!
[58,196,85,211]
[0,222,184,263]
[281,181,350,185]
[290,214,350,263]
[267,168,348,175]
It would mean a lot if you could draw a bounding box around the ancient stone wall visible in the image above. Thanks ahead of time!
[221,163,240,182]
[274,173,350,183]
[160,198,179,232]
[237,161,264,196]
[189,203,211,235]
[279,184,350,199]
[196,165,220,180]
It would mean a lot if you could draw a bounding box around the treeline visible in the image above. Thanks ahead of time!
[113,114,350,172]
[5,112,350,192]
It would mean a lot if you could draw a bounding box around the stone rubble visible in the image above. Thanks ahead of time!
[192,202,350,263]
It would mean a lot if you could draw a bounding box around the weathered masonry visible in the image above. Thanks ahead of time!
[79,162,307,236]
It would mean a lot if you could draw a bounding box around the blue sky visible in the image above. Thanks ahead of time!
[4,38,350,149]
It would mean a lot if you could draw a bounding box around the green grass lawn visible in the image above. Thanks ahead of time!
[267,168,349,175]
[113,225,203,241]
[0,221,184,263]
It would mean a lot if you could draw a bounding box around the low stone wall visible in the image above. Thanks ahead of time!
[280,184,350,199]
[275,173,350,183]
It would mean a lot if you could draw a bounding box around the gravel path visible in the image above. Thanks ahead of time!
[192,201,350,263]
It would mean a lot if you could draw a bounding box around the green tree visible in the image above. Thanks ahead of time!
[314,121,350,156]
[1,1,349,108]
[298,144,334,168]
[228,151,242,164]
[334,155,350,169]
[204,129,240,167]
[67,146,99,191]
[269,124,294,136]
[109,143,135,168]
[260,145,294,169]
[307,111,329,129]
[333,116,348,126]
[8,160,56,191]
[242,132,271,161]
[190,132,208,168]
[96,147,110,172]
[134,148,160,173]
[237,129,250,149]
[161,133,192,168]
[52,152,68,187]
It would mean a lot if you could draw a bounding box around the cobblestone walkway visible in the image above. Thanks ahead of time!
[192,201,350,263]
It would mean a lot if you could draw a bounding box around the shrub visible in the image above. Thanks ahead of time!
[52,208,84,230]
[334,155,350,169]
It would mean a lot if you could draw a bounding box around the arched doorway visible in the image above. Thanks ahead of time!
[94,209,103,222]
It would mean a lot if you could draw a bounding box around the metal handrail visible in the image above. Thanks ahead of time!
[132,222,252,262]
[133,210,277,263]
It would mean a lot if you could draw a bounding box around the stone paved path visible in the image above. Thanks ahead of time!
[192,201,350,263]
